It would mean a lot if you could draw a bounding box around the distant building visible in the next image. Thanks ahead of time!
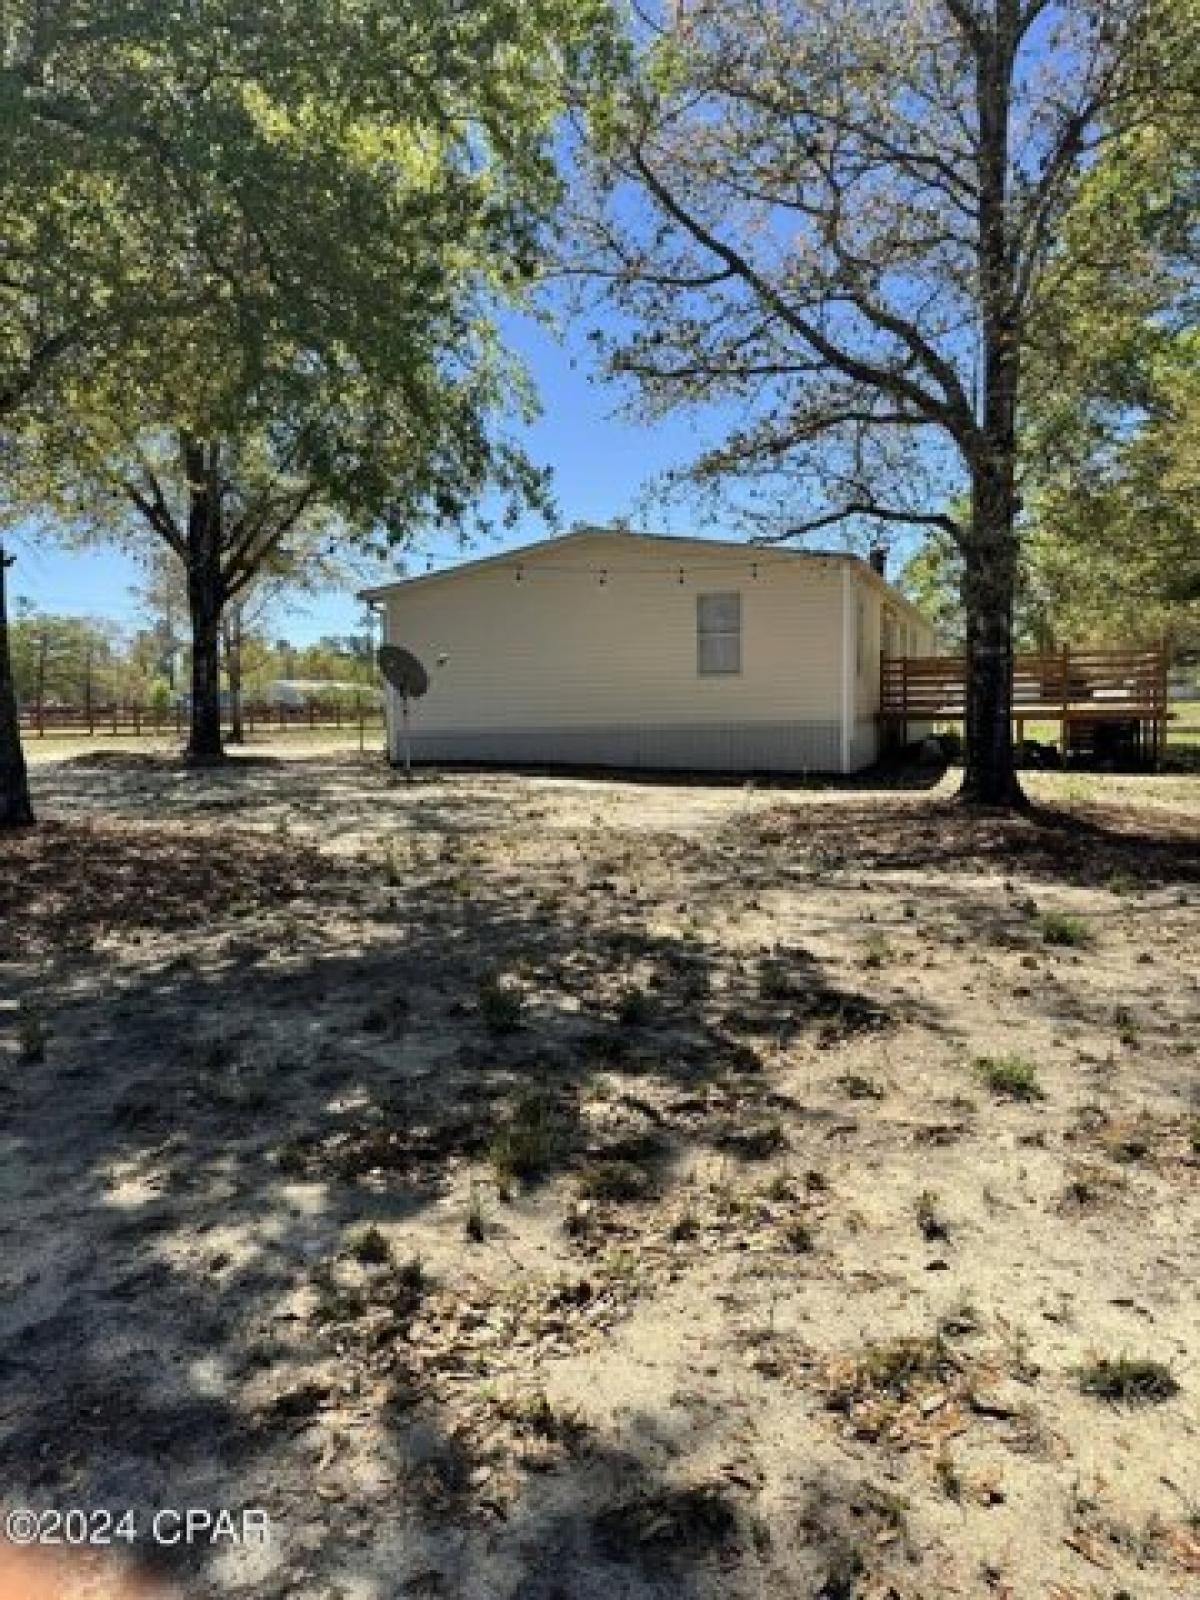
[264,680,379,708]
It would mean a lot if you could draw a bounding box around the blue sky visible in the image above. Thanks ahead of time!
[9,311,726,645]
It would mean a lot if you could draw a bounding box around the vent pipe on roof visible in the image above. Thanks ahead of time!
[868,543,888,577]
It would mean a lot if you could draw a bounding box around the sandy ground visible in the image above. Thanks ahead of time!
[1,749,1198,1600]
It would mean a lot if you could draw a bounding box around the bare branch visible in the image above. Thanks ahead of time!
[626,142,982,453]
[752,500,964,539]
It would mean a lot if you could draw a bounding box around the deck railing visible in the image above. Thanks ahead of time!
[880,643,1169,758]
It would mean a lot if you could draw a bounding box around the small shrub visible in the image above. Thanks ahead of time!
[16,1004,48,1064]
[592,1483,739,1565]
[836,1072,885,1101]
[1037,910,1093,948]
[938,1300,981,1340]
[915,1189,949,1241]
[763,1171,793,1202]
[276,1136,310,1177]
[976,1054,1044,1101]
[492,1385,585,1443]
[784,1220,815,1253]
[311,1268,367,1325]
[604,1247,639,1282]
[669,1209,700,1242]
[935,1448,963,1501]
[346,1224,391,1266]
[856,1336,949,1394]
[577,1159,655,1203]
[489,1092,562,1186]
[478,975,524,1034]
[1077,1355,1178,1405]
[826,1336,954,1412]
[383,839,404,887]
[616,986,655,1027]
[1112,1004,1140,1047]
[861,932,893,968]
[1098,1120,1151,1163]
[396,1253,427,1293]
[717,1118,788,1159]
[1062,1162,1127,1208]
[758,959,792,1001]
[465,1181,487,1243]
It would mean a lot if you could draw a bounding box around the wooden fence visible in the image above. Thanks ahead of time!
[18,700,385,738]
[881,644,1170,761]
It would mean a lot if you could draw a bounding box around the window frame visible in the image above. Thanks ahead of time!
[696,590,742,677]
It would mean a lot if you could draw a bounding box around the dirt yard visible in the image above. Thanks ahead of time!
[1,751,1197,1600]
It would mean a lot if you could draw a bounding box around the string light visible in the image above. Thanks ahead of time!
[402,554,852,583]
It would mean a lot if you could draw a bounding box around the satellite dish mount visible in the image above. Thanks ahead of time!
[377,646,430,781]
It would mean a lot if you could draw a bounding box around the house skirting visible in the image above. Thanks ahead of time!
[389,719,856,774]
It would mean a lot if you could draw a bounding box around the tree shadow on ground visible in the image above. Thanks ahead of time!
[3,767,1195,1596]
[747,796,1200,885]
[0,802,924,1598]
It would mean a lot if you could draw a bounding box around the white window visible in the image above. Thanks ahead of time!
[697,591,741,675]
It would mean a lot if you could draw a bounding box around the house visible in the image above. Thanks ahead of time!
[264,679,380,709]
[361,527,935,774]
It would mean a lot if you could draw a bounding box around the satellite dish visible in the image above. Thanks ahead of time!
[377,645,429,699]
[377,645,431,782]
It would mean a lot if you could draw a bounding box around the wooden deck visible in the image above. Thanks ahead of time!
[880,644,1169,764]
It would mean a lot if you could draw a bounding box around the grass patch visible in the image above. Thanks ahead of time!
[915,1189,949,1241]
[478,974,524,1034]
[1062,1162,1128,1209]
[465,1181,487,1243]
[489,1385,586,1443]
[784,1219,816,1253]
[1077,1355,1179,1405]
[489,1091,565,1187]
[1037,910,1094,947]
[16,1003,49,1064]
[836,1072,885,1101]
[848,1337,950,1396]
[758,959,792,1001]
[976,1054,1045,1101]
[577,1158,656,1203]
[616,986,656,1027]
[345,1224,391,1265]
[861,932,893,968]
[716,1118,788,1159]
[592,1483,741,1566]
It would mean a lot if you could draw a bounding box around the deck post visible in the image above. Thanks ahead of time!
[1157,638,1169,768]
[1059,644,1070,762]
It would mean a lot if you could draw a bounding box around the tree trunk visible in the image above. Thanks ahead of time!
[960,5,1025,809]
[183,437,226,763]
[960,465,1024,806]
[224,602,245,744]
[0,543,35,829]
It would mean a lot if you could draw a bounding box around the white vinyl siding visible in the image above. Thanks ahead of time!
[375,532,932,772]
[383,539,842,731]
[697,592,742,675]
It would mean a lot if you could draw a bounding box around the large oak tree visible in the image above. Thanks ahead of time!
[1,0,618,810]
[577,0,1190,804]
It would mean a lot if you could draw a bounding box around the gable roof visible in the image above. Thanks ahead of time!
[360,525,930,626]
